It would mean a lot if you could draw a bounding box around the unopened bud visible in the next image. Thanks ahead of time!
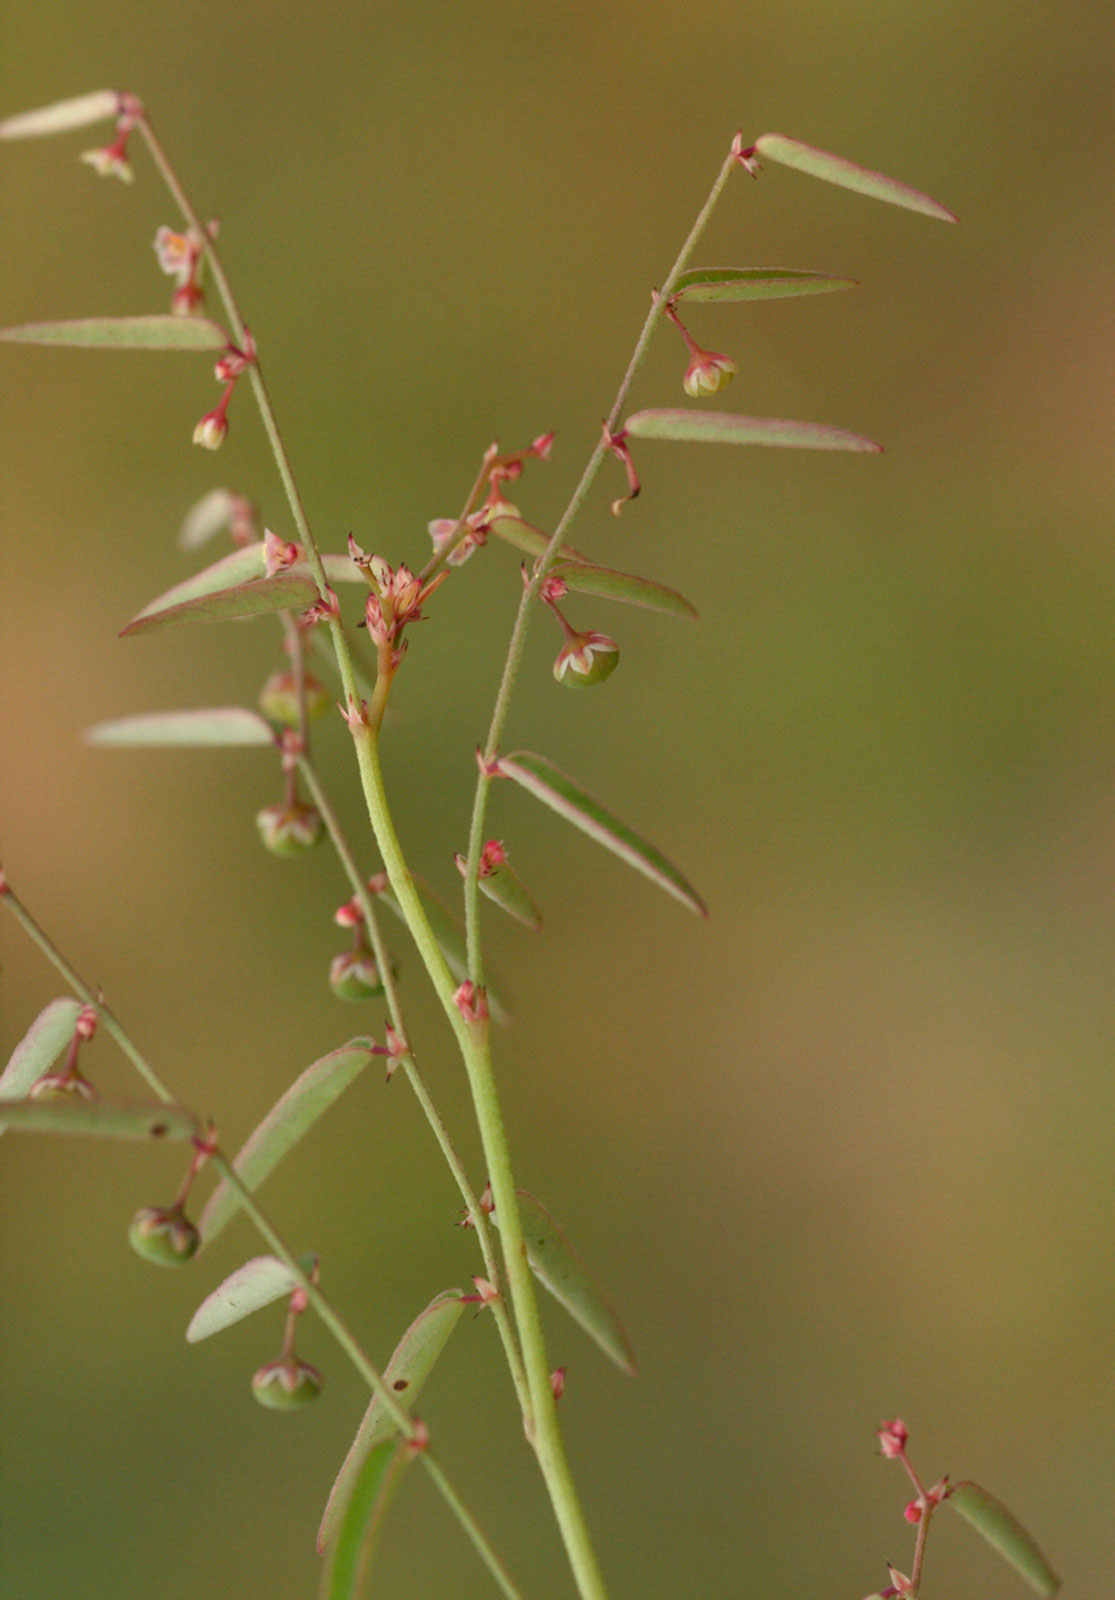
[877,1418,908,1459]
[328,951,385,1002]
[251,1356,323,1410]
[128,1204,200,1267]
[551,1366,566,1400]
[553,631,619,689]
[255,802,324,858]
[683,348,737,398]
[192,408,229,451]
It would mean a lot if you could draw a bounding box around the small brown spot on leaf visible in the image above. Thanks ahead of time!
[392,1379,409,1391]
[150,1123,168,1138]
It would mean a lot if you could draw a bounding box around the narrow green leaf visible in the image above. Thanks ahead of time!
[946,1481,1060,1596]
[550,560,698,620]
[753,133,957,223]
[320,1441,408,1600]
[624,408,881,453]
[136,544,364,625]
[476,860,543,931]
[0,315,229,351]
[493,1191,636,1375]
[86,708,275,748]
[199,1041,377,1247]
[497,751,707,917]
[0,90,122,139]
[378,885,512,1027]
[486,515,590,565]
[179,488,238,551]
[318,1289,464,1553]
[0,999,82,1101]
[120,573,319,636]
[672,267,857,302]
[0,1099,199,1140]
[186,1251,318,1343]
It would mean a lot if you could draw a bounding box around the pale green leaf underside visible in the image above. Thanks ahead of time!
[86,708,275,748]
[179,488,238,550]
[486,515,590,564]
[378,886,512,1026]
[0,1099,199,1139]
[0,999,82,1102]
[199,1042,377,1247]
[478,860,543,931]
[946,1481,1060,1596]
[186,1251,318,1343]
[753,133,958,223]
[550,560,698,620]
[0,90,121,139]
[133,544,363,624]
[0,315,229,351]
[672,267,857,302]
[318,1289,464,1553]
[121,573,319,635]
[624,408,881,452]
[497,751,707,917]
[320,1440,407,1600]
[494,1190,636,1375]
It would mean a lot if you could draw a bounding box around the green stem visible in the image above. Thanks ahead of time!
[348,727,610,1600]
[1,879,527,1600]
[462,149,738,978]
[296,753,533,1424]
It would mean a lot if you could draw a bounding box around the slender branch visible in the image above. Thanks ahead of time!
[462,149,738,979]
[1,878,527,1600]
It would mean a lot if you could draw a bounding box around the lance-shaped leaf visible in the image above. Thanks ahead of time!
[492,1191,636,1375]
[0,90,122,140]
[186,1251,318,1343]
[179,487,239,551]
[550,560,698,620]
[199,1041,378,1246]
[0,1099,198,1140]
[378,884,512,1027]
[476,860,543,932]
[134,544,364,626]
[486,514,590,565]
[320,1441,408,1600]
[624,408,881,453]
[121,573,319,636]
[86,708,276,748]
[318,1289,464,1553]
[0,315,229,351]
[753,133,957,223]
[496,751,706,917]
[0,999,82,1102]
[945,1481,1060,1596]
[671,267,857,302]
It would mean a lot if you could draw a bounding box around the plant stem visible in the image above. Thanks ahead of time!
[462,149,738,979]
[1,879,527,1600]
[296,753,533,1423]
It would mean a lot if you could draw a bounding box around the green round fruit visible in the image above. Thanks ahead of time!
[128,1205,200,1267]
[328,950,385,1001]
[255,802,324,858]
[251,1357,323,1410]
[258,671,330,727]
[553,632,619,688]
[29,1072,97,1101]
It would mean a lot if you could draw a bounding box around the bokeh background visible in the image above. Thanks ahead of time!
[2,3,1113,1597]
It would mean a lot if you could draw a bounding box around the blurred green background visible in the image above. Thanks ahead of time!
[2,3,1113,1597]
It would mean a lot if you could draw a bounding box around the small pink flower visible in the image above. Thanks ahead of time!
[683,347,737,397]
[262,527,302,575]
[192,407,228,451]
[550,1366,566,1400]
[80,139,133,182]
[453,980,489,1024]
[877,1418,909,1459]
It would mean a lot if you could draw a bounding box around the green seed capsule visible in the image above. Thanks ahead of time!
[128,1205,200,1267]
[251,1357,323,1410]
[255,802,324,858]
[258,671,330,728]
[328,950,385,1002]
[553,632,619,688]
[28,1071,97,1101]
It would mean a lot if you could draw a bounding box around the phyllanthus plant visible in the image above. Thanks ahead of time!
[0,88,1056,1600]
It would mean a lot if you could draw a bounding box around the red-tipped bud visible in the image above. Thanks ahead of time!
[529,432,555,460]
[128,1204,200,1267]
[328,950,385,1002]
[478,1180,494,1213]
[258,671,329,727]
[877,1418,908,1459]
[550,1366,566,1400]
[74,1005,99,1042]
[682,348,737,398]
[255,802,324,858]
[192,407,229,451]
[333,896,364,928]
[468,1275,500,1305]
[553,631,619,688]
[452,981,488,1024]
[251,1357,323,1410]
[903,1499,921,1524]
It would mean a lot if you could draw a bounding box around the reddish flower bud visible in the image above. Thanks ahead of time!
[682,347,737,398]
[903,1499,921,1524]
[550,1366,566,1401]
[333,896,364,929]
[192,407,229,451]
[877,1418,908,1459]
[452,981,489,1024]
